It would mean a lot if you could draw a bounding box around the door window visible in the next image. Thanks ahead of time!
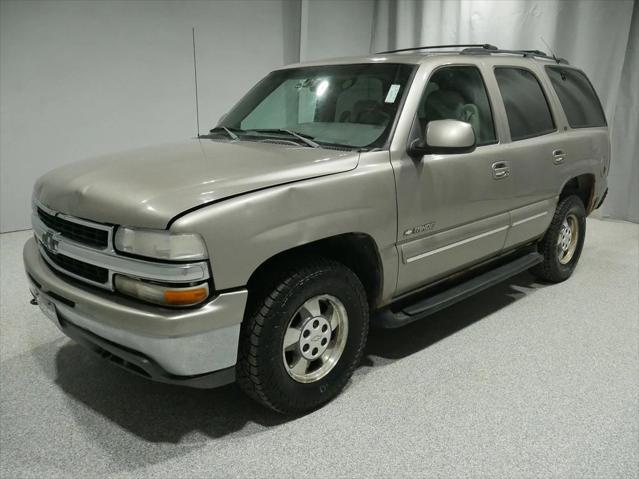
[417,66,496,146]
[545,67,606,128]
[494,67,555,141]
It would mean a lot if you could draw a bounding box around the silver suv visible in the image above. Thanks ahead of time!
[24,45,609,414]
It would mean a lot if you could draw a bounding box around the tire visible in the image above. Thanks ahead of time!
[531,195,586,283]
[236,258,369,414]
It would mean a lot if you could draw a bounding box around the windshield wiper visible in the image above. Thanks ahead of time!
[207,126,240,141]
[251,129,321,148]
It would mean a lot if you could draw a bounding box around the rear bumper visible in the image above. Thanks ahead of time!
[24,237,247,385]
[595,187,608,209]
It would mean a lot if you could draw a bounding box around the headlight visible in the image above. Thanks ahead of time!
[114,275,209,307]
[114,227,208,261]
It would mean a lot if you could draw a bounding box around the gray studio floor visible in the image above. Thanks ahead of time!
[1,218,637,478]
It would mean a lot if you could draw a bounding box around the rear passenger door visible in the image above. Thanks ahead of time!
[491,66,560,249]
[543,65,609,204]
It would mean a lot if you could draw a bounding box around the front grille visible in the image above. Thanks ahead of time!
[42,247,109,284]
[37,207,108,248]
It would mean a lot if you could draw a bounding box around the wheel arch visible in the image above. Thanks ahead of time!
[559,173,596,213]
[246,232,384,310]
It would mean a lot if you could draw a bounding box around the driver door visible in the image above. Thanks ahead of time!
[392,65,513,295]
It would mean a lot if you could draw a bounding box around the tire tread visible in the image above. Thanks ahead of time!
[236,258,368,414]
[532,195,586,283]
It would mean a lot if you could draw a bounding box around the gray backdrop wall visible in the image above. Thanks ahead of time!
[1,0,637,232]
[0,0,302,232]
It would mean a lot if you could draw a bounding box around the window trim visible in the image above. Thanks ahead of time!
[380,64,419,150]
[544,65,608,129]
[412,63,499,148]
[493,65,558,142]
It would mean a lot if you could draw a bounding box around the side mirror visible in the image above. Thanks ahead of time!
[408,119,476,157]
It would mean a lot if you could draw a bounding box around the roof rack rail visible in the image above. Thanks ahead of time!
[376,44,498,55]
[460,47,569,64]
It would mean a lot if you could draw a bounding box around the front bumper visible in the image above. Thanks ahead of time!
[23,237,248,387]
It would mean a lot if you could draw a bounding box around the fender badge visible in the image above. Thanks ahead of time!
[404,222,435,236]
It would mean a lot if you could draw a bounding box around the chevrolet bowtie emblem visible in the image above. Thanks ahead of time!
[41,231,61,253]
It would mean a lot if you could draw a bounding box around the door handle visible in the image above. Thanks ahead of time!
[492,161,510,179]
[553,149,566,165]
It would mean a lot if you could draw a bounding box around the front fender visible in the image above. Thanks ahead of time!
[170,152,398,297]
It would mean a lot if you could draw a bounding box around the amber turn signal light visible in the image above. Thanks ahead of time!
[114,274,209,307]
[164,287,208,305]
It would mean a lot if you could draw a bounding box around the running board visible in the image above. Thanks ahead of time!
[373,252,543,329]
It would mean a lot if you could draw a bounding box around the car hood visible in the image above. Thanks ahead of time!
[34,139,359,229]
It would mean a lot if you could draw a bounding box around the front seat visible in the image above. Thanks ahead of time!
[351,100,388,125]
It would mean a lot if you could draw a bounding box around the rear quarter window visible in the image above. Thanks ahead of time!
[494,67,555,141]
[545,67,607,128]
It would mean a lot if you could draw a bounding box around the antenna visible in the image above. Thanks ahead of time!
[540,37,560,64]
[192,27,201,137]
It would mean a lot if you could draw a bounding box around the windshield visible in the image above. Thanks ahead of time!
[220,63,415,149]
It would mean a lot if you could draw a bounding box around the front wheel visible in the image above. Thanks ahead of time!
[531,195,586,283]
[236,259,369,414]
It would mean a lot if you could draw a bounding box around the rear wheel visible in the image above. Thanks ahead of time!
[531,195,586,283]
[236,259,369,414]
